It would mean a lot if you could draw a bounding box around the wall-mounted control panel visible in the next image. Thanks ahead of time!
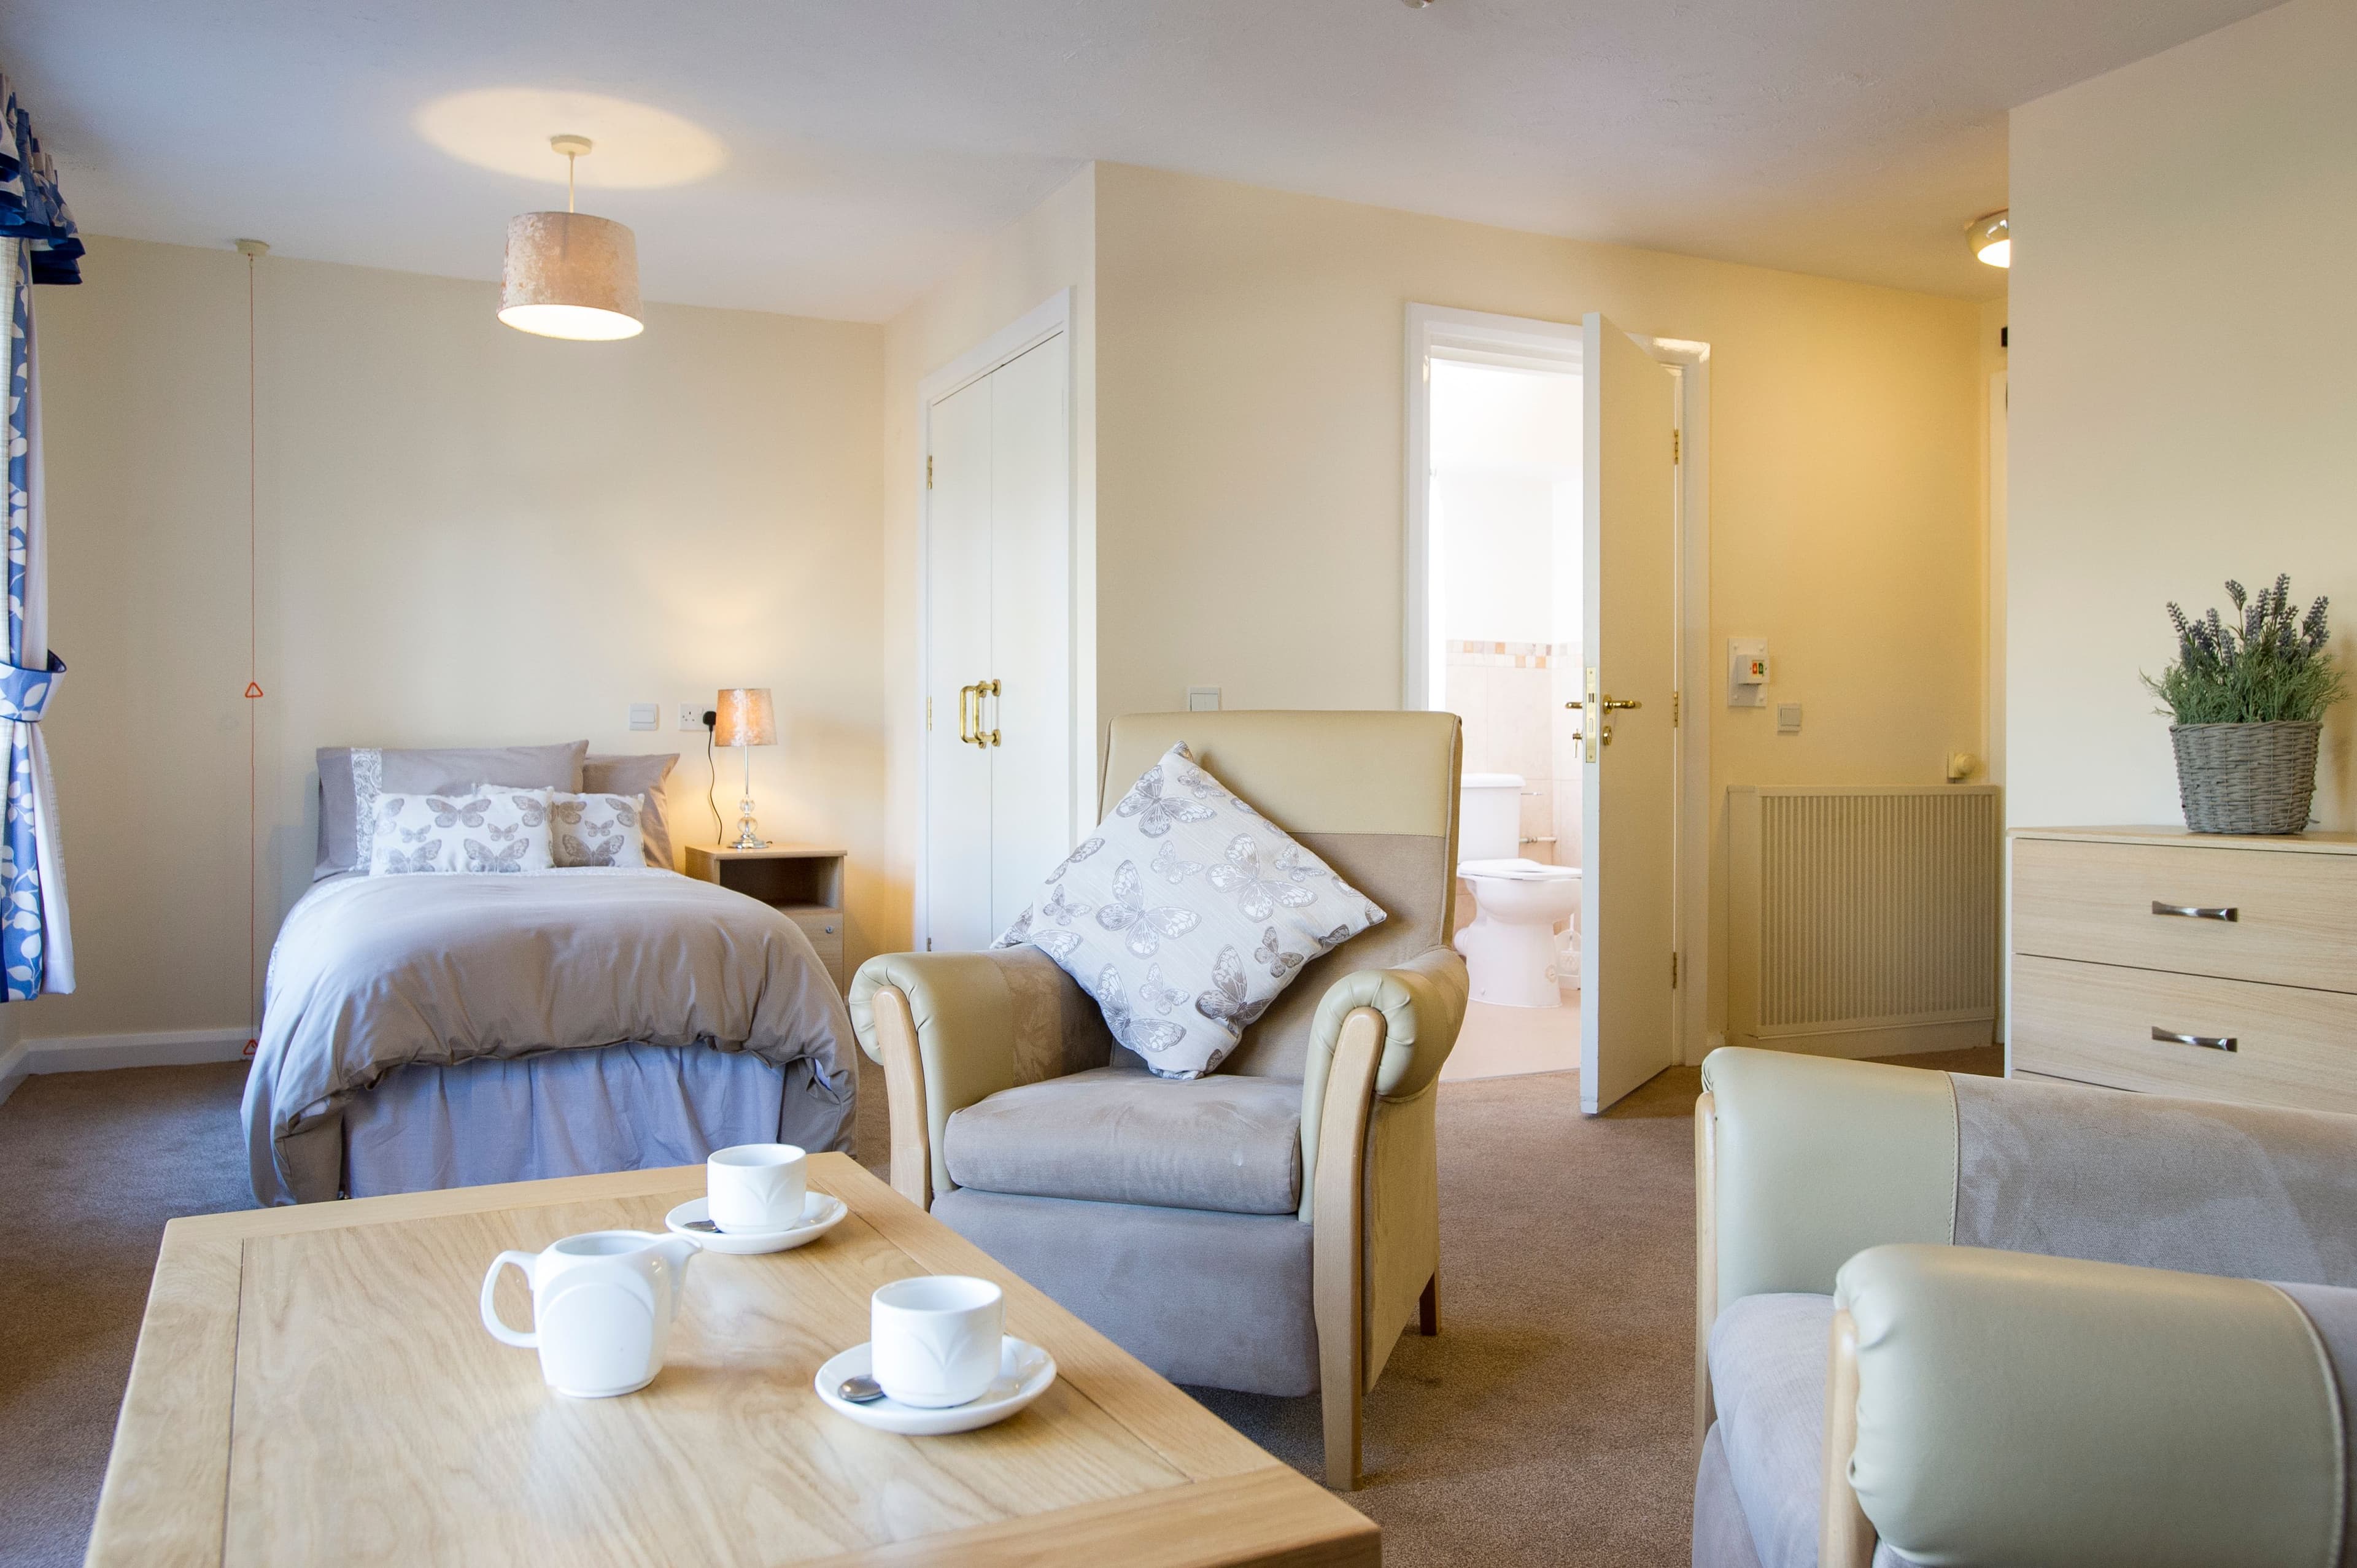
[1187,686,1222,712]
[629,703,659,732]
[1728,638,1770,708]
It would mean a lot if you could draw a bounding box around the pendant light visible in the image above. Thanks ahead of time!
[498,134,643,340]
[1967,210,2010,269]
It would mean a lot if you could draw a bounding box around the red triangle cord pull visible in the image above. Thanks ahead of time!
[244,681,265,698]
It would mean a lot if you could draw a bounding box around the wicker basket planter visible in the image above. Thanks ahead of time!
[2170,720,2321,835]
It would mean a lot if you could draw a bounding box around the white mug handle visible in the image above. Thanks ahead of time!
[481,1251,538,1348]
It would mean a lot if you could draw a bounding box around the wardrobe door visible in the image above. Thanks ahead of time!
[985,338,1074,935]
[922,374,996,952]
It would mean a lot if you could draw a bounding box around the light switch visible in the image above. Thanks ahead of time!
[628,703,659,732]
[1776,703,1803,735]
[1187,686,1222,713]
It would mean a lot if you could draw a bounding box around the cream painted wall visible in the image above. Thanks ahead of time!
[24,237,885,1040]
[2007,0,2357,831]
[1091,163,1986,1045]
[880,166,1096,951]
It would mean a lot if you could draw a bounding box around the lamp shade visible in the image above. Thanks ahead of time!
[498,211,643,340]
[714,687,777,748]
[1967,210,2010,269]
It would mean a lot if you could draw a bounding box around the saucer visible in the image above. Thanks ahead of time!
[814,1338,1056,1435]
[664,1192,847,1256]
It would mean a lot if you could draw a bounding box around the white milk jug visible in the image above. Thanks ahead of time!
[481,1229,701,1397]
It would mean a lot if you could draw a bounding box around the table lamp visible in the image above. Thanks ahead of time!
[714,687,778,850]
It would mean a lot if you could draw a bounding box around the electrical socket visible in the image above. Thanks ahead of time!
[679,702,703,732]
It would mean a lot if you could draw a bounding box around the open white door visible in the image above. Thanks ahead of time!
[1578,314,1678,1113]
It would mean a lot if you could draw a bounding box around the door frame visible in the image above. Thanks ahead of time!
[915,288,1079,952]
[1401,303,1714,1067]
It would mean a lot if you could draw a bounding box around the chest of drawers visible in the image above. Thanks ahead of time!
[2009,827,2357,1113]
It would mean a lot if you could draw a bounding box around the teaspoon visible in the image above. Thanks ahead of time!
[836,1375,886,1404]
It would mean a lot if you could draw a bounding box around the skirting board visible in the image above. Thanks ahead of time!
[0,1027,251,1107]
[1728,1018,1996,1061]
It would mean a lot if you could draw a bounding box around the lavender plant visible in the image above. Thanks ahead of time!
[2145,575,2346,726]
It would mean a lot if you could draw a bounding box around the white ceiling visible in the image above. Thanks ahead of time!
[2,0,2282,321]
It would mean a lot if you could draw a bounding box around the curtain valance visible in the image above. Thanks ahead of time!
[0,73,80,285]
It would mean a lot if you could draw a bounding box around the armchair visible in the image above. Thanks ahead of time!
[850,710,1468,1489]
[1694,1046,2357,1568]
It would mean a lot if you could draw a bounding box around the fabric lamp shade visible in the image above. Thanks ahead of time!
[714,688,778,748]
[498,211,643,340]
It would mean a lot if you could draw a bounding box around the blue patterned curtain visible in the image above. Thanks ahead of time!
[0,71,75,998]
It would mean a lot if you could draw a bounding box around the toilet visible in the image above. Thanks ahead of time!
[1454,773,1581,1008]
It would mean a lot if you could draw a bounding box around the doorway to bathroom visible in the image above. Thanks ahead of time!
[1404,305,1708,1111]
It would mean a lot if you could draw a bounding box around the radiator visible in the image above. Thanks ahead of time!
[1728,786,2000,1058]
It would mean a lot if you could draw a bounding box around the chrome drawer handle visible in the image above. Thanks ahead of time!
[2151,901,2239,922]
[2152,1026,2239,1054]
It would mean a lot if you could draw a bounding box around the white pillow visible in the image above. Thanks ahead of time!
[548,792,649,868]
[993,743,1387,1079]
[368,787,554,875]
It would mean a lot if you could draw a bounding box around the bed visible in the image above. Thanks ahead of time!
[242,865,856,1207]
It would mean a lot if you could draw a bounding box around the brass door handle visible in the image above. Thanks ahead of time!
[957,682,978,746]
[1600,696,1642,713]
[978,678,1001,747]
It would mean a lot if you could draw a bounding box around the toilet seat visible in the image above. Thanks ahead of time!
[1458,857,1580,881]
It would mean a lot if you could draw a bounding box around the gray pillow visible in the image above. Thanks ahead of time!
[583,753,680,870]
[313,740,587,879]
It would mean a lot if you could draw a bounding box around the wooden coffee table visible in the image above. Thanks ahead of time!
[89,1154,1378,1566]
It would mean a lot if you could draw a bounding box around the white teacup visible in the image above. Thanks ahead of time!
[481,1230,700,1398]
[871,1275,1005,1408]
[708,1142,808,1234]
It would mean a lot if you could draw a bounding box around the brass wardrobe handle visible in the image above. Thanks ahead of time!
[978,679,1001,747]
[2152,1026,2239,1054]
[957,682,978,746]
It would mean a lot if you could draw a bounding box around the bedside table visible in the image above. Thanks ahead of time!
[686,845,847,990]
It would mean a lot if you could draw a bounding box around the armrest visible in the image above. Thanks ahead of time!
[1299,946,1467,1224]
[847,950,1054,1206]
[1829,1244,2345,1568]
[1698,1048,1957,1311]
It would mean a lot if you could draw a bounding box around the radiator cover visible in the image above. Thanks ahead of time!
[1728,786,2000,1058]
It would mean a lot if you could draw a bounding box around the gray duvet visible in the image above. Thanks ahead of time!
[243,868,856,1205]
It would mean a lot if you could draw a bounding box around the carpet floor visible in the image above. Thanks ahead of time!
[2,1046,1995,1566]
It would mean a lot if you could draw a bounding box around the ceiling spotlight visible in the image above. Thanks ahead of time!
[1968,210,2010,269]
[1402,0,1433,8]
[498,134,644,341]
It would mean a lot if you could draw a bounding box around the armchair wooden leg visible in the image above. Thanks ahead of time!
[1819,1308,1878,1568]
[1315,1007,1385,1492]
[870,985,933,1210]
[1418,1273,1440,1337]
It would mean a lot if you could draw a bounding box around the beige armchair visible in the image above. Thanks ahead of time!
[850,709,1468,1489]
[1695,1046,2357,1568]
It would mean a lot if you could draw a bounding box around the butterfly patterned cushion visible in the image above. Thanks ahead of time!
[366,787,555,876]
[547,791,649,868]
[992,743,1388,1080]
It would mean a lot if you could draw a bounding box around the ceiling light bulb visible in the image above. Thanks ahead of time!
[499,136,644,341]
[1968,210,2010,269]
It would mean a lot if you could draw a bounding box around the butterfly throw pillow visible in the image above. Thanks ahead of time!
[547,791,649,868]
[368,787,555,875]
[993,743,1388,1079]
